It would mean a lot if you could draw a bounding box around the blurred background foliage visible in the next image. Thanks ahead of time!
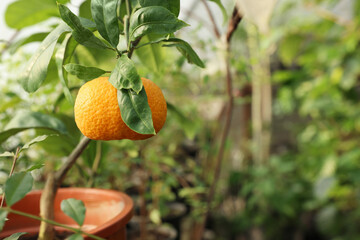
[1,0,360,239]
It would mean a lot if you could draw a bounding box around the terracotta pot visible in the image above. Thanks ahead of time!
[0,188,133,240]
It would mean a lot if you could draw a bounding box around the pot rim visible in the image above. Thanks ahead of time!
[0,187,133,239]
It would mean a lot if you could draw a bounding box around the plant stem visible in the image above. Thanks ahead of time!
[125,0,131,16]
[200,0,221,39]
[0,31,20,55]
[39,167,55,240]
[127,37,141,59]
[0,147,20,208]
[88,141,102,188]
[124,0,131,50]
[124,16,130,51]
[194,6,242,240]
[133,37,166,51]
[6,207,105,240]
[55,137,92,184]
[115,48,123,57]
[38,137,91,240]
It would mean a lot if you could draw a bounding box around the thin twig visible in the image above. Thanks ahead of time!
[1,147,20,208]
[182,8,215,35]
[161,165,190,188]
[194,6,242,240]
[88,141,102,188]
[226,7,242,43]
[0,31,20,55]
[200,0,221,39]
[124,0,131,49]
[128,37,142,59]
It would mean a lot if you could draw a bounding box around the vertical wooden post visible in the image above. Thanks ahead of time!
[247,23,272,165]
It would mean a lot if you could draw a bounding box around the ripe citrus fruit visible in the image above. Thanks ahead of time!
[74,77,167,140]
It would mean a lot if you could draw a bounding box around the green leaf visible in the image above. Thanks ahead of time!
[0,209,8,232]
[20,135,55,153]
[9,32,49,54]
[138,0,180,17]
[135,35,163,72]
[314,176,335,200]
[35,114,80,157]
[5,0,58,29]
[0,94,22,112]
[74,45,98,66]
[61,198,86,226]
[179,186,207,198]
[82,141,109,169]
[162,38,205,68]
[91,0,120,47]
[19,23,71,92]
[4,232,28,240]
[79,17,97,29]
[35,131,76,157]
[66,234,84,240]
[279,34,302,66]
[0,110,67,144]
[5,172,33,207]
[56,34,78,104]
[79,0,92,19]
[108,55,142,93]
[58,4,110,50]
[117,88,155,135]
[149,209,161,224]
[129,6,188,42]
[208,0,227,23]
[64,64,106,81]
[167,102,199,139]
[26,163,45,172]
[0,152,15,158]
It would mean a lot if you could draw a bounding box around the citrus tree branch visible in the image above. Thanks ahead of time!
[39,136,91,240]
[55,136,92,184]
